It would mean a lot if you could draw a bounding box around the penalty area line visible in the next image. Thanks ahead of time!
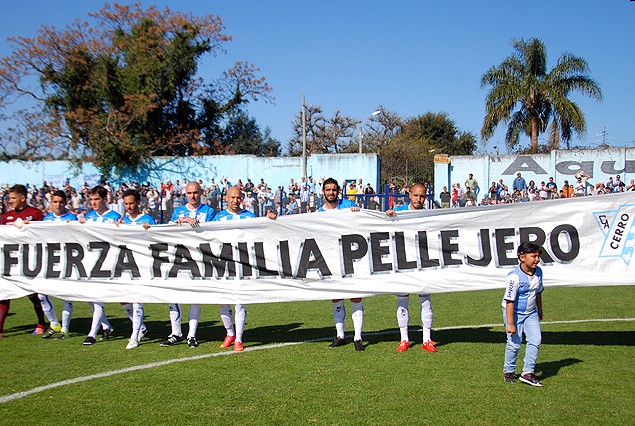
[1,317,633,404]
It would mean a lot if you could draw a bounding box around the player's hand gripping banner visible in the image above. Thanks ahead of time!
[1,192,633,303]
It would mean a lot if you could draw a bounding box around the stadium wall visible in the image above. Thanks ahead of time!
[0,154,380,190]
[434,147,635,200]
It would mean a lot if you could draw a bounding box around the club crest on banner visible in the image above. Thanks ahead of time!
[594,203,635,265]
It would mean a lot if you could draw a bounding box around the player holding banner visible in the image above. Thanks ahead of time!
[386,183,437,353]
[40,190,78,340]
[0,184,47,338]
[80,185,120,345]
[318,178,365,352]
[212,186,277,352]
[161,181,215,348]
[118,189,153,349]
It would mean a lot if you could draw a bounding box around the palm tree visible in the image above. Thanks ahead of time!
[481,38,602,153]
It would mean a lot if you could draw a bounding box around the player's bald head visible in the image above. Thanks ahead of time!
[411,183,425,193]
[227,186,242,198]
[186,181,201,193]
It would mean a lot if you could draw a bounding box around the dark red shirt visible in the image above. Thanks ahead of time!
[0,206,44,224]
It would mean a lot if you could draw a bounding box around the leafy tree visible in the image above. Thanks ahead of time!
[222,110,280,156]
[481,38,602,153]
[381,112,476,185]
[0,2,272,176]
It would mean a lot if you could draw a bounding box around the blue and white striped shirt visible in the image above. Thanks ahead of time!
[170,204,215,223]
[502,265,543,314]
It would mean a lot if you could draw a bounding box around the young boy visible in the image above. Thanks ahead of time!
[502,242,545,387]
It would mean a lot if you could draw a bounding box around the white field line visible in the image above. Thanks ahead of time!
[1,317,634,404]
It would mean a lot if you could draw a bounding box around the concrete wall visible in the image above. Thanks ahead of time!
[434,148,635,201]
[0,153,380,191]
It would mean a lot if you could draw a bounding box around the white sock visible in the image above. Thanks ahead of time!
[420,295,433,342]
[99,305,112,332]
[332,301,346,339]
[397,295,410,342]
[38,294,60,328]
[88,302,104,339]
[351,301,364,341]
[235,304,246,342]
[219,304,235,336]
[121,303,134,322]
[168,303,182,337]
[187,304,201,339]
[61,300,73,333]
[131,303,144,341]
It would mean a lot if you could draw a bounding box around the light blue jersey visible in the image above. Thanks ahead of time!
[43,212,78,222]
[212,209,256,221]
[170,204,215,223]
[85,209,121,223]
[317,198,356,212]
[394,204,413,211]
[122,214,155,225]
[502,265,543,314]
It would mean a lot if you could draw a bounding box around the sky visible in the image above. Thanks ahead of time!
[1,0,634,154]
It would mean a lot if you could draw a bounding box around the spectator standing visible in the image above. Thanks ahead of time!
[464,174,479,202]
[439,186,451,208]
[512,173,527,192]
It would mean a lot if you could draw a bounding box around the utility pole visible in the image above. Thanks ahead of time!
[302,94,307,178]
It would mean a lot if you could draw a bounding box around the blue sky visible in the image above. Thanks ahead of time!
[2,1,634,154]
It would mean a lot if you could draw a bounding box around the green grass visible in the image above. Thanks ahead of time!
[1,286,634,425]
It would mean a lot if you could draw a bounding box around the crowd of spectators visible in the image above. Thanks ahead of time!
[443,172,634,208]
[2,172,632,220]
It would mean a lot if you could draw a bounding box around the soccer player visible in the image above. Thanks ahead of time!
[40,190,78,340]
[0,184,47,338]
[317,178,365,351]
[386,183,437,353]
[118,189,154,349]
[162,181,215,348]
[213,186,276,352]
[80,185,121,346]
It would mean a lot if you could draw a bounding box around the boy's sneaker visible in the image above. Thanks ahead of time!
[504,372,518,383]
[55,331,68,340]
[397,340,411,352]
[328,338,346,348]
[188,337,199,348]
[100,328,114,341]
[160,334,184,347]
[519,373,543,387]
[354,340,365,352]
[234,341,244,352]
[82,336,96,346]
[219,335,236,349]
[421,341,438,353]
[126,339,139,350]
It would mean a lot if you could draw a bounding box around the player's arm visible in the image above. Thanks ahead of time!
[505,301,516,335]
[536,292,544,320]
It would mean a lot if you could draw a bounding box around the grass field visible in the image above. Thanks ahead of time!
[1,286,634,425]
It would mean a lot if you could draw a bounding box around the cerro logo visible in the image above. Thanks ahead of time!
[595,204,635,265]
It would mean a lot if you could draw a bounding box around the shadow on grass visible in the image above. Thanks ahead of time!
[358,327,635,349]
[7,314,634,350]
[537,358,583,380]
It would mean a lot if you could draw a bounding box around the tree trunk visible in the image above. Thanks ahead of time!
[530,116,539,153]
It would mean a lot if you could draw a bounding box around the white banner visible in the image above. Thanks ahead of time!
[1,192,634,304]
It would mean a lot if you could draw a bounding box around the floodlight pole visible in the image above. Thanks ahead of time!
[358,110,382,154]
